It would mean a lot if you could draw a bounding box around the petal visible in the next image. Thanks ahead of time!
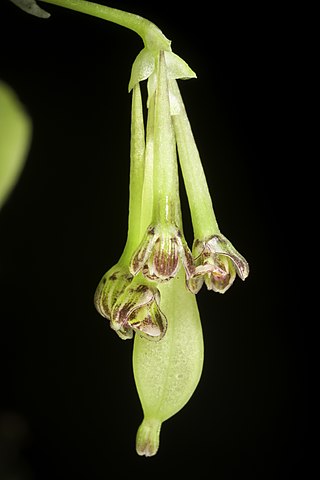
[187,275,204,294]
[204,257,237,293]
[129,300,167,341]
[94,267,132,319]
[112,283,167,341]
[177,232,195,280]
[207,234,249,281]
[130,226,158,276]
[150,235,180,281]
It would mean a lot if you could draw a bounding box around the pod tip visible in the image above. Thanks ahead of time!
[136,417,162,457]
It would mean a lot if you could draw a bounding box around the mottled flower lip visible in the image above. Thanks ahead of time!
[187,234,249,294]
[130,223,195,283]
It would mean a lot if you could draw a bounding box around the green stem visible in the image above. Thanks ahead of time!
[39,0,171,51]
[170,79,220,239]
[119,84,145,265]
[152,52,180,226]
[139,94,155,238]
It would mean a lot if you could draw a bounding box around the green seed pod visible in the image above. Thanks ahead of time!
[133,271,204,456]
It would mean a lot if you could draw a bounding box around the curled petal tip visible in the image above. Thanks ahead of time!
[209,234,249,282]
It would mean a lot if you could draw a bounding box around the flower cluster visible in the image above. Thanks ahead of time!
[94,47,249,341]
[12,0,250,459]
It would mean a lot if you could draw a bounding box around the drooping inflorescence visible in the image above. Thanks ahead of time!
[11,0,249,457]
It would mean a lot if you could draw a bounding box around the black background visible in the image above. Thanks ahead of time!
[0,1,308,479]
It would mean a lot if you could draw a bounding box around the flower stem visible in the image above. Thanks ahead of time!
[170,79,220,239]
[139,94,155,238]
[119,84,145,265]
[39,0,171,52]
[152,52,180,226]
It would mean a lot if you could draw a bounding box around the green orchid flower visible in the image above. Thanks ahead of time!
[169,79,249,293]
[189,234,249,294]
[94,263,167,341]
[130,223,194,283]
[94,82,167,342]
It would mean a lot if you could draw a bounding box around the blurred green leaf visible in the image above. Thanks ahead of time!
[0,81,32,210]
[9,0,51,18]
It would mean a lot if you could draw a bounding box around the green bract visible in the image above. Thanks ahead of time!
[128,48,196,95]
[10,0,249,456]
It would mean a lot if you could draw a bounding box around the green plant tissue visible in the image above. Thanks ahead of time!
[0,81,32,209]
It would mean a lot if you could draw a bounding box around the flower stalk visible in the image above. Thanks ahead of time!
[152,52,178,225]
[37,0,171,52]
[170,79,220,239]
[120,83,145,264]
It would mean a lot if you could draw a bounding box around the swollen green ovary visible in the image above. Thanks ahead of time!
[133,272,204,452]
